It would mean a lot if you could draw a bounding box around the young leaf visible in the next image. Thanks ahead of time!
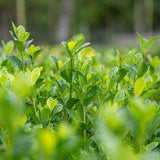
[116,49,122,68]
[31,67,41,86]
[134,78,146,96]
[68,40,77,52]
[2,40,14,55]
[49,55,58,70]
[9,55,23,70]
[33,49,42,61]
[12,22,18,36]
[75,42,90,55]
[137,32,145,54]
[47,97,58,112]
[58,60,63,70]
[145,36,159,53]
[62,41,72,57]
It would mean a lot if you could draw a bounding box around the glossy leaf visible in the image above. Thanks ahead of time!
[49,55,58,70]
[9,55,23,70]
[14,40,24,52]
[66,98,79,109]
[145,36,159,53]
[47,97,58,112]
[60,68,73,83]
[134,78,146,96]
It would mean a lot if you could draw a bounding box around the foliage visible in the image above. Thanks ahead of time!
[0,24,160,160]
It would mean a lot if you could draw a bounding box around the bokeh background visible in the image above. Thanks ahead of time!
[0,0,160,46]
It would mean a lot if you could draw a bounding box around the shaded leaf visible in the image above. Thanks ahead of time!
[14,40,24,52]
[66,98,79,109]
[9,55,23,70]
[137,59,148,77]
[141,89,157,100]
[49,55,58,70]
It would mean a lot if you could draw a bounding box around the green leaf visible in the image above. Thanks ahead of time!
[116,49,122,68]
[33,49,42,61]
[134,78,146,96]
[9,31,17,41]
[116,68,128,83]
[17,25,25,37]
[137,59,148,77]
[73,39,84,52]
[75,42,90,55]
[137,32,145,54]
[14,40,24,52]
[25,49,32,61]
[52,104,63,116]
[60,68,74,83]
[114,90,126,102]
[9,55,23,70]
[62,41,72,57]
[40,108,50,122]
[141,89,157,100]
[12,22,18,36]
[108,66,118,77]
[47,97,58,112]
[25,39,33,48]
[147,142,159,152]
[66,108,79,121]
[151,56,160,68]
[66,98,79,109]
[84,85,98,106]
[31,67,41,86]
[25,59,32,67]
[2,40,14,55]
[34,77,44,89]
[75,70,86,85]
[145,36,159,53]
[49,55,58,70]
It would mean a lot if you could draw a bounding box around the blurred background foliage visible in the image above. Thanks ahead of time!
[0,0,160,46]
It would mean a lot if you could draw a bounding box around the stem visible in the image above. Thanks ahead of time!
[0,125,10,152]
[70,83,72,98]
[83,105,87,150]
[48,117,51,129]
[33,98,38,118]
[21,51,24,71]
[67,56,74,122]
[70,57,74,99]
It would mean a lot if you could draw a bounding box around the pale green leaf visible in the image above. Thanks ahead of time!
[47,97,58,112]
[145,36,159,53]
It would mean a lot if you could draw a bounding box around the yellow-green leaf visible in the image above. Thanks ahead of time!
[58,60,63,70]
[47,97,58,112]
[31,67,41,86]
[134,78,146,96]
[68,40,77,52]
